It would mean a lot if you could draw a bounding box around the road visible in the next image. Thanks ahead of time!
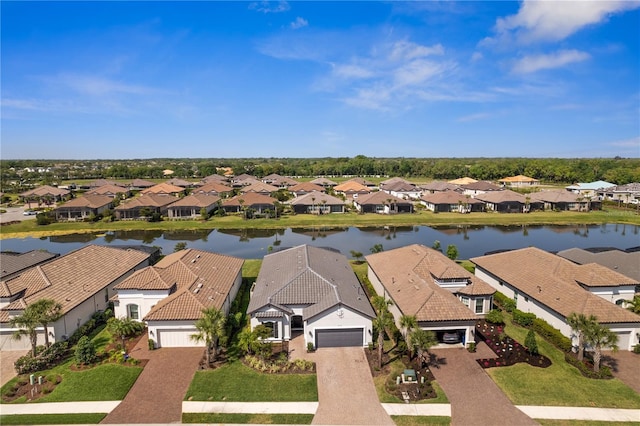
[0,206,36,224]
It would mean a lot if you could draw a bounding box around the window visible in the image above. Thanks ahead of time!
[513,292,518,305]
[104,288,109,303]
[263,321,278,339]
[475,299,484,314]
[461,296,470,307]
[127,304,139,320]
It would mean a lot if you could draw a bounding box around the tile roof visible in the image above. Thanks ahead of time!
[529,190,581,203]
[88,179,124,188]
[140,183,185,195]
[55,194,113,209]
[421,190,484,205]
[448,177,477,185]
[366,244,488,322]
[289,182,326,193]
[167,193,220,208]
[380,177,413,187]
[199,174,230,184]
[310,177,338,186]
[0,250,59,281]
[114,193,177,210]
[475,189,526,203]
[461,181,502,191]
[133,249,244,321]
[0,245,150,321]
[222,193,277,207]
[192,182,233,194]
[355,191,411,205]
[334,181,370,192]
[471,247,640,324]
[346,177,376,186]
[381,181,418,192]
[289,192,345,206]
[165,178,194,187]
[557,248,640,281]
[240,181,279,193]
[129,179,156,188]
[21,185,70,197]
[419,181,460,192]
[248,245,374,320]
[85,184,129,196]
[499,175,539,183]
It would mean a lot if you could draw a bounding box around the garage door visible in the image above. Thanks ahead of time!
[157,329,199,348]
[315,328,363,348]
[615,331,631,351]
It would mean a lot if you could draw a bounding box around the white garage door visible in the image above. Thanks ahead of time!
[615,331,631,351]
[0,332,30,351]
[156,329,200,348]
[315,328,364,348]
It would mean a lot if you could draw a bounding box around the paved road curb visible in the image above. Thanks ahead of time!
[382,403,451,416]
[517,406,640,422]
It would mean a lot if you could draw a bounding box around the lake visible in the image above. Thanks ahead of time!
[1,224,638,259]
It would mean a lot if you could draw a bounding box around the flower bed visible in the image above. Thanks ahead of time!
[475,320,551,369]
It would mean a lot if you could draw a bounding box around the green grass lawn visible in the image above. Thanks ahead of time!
[0,413,106,425]
[391,416,452,426]
[182,413,314,424]
[2,208,638,239]
[185,361,317,402]
[486,320,640,408]
[537,421,640,426]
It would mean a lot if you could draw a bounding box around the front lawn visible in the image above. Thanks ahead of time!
[0,413,106,425]
[185,361,317,402]
[182,413,314,424]
[486,320,640,408]
[391,416,452,426]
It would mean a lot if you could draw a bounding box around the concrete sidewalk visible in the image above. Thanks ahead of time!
[0,401,120,415]
[517,406,640,422]
[183,401,318,414]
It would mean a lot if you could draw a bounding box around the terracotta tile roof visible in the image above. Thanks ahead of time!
[419,181,460,192]
[310,177,337,186]
[421,190,484,205]
[165,178,194,187]
[471,247,640,324]
[529,190,580,203]
[200,174,229,184]
[334,181,370,192]
[140,183,185,195]
[240,182,279,193]
[346,177,375,186]
[289,192,345,206]
[56,194,113,209]
[499,175,539,183]
[448,177,477,185]
[232,174,260,186]
[0,245,150,320]
[366,244,490,322]
[114,193,177,210]
[85,184,129,196]
[222,193,277,207]
[129,179,155,188]
[0,250,59,282]
[21,185,70,197]
[88,179,124,188]
[136,249,243,321]
[167,193,220,208]
[461,181,502,191]
[248,245,374,320]
[475,189,526,203]
[289,182,325,193]
[355,191,410,205]
[192,182,233,194]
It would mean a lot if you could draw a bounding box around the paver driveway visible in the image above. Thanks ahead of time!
[429,345,539,426]
[100,337,202,424]
[0,350,27,386]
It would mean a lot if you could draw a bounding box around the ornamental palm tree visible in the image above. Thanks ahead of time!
[411,329,438,365]
[399,314,417,359]
[10,309,40,357]
[29,298,63,347]
[371,295,394,369]
[622,295,640,314]
[583,322,619,373]
[566,312,597,361]
[191,307,226,365]
[107,317,144,350]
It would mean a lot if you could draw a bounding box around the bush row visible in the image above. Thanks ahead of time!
[15,341,69,375]
[564,353,612,379]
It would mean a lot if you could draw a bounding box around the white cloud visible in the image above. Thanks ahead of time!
[489,0,640,44]
[393,59,449,87]
[512,49,590,74]
[456,112,491,123]
[389,40,444,61]
[471,51,483,62]
[333,64,374,79]
[290,17,308,30]
[249,1,290,14]
[55,74,160,96]
[608,136,640,149]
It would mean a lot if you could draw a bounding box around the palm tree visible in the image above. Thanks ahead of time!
[622,295,640,314]
[10,309,40,357]
[566,312,597,361]
[411,329,438,365]
[29,298,63,347]
[399,314,417,359]
[371,295,394,369]
[107,317,144,350]
[191,307,226,365]
[583,322,619,373]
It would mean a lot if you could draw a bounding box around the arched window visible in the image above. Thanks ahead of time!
[127,304,139,320]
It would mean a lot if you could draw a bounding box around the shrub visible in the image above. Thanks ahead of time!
[493,292,516,313]
[532,318,572,352]
[525,329,539,355]
[148,339,155,350]
[512,309,536,327]
[633,344,640,354]
[485,309,505,324]
[307,342,315,352]
[467,342,476,353]
[14,341,69,375]
[68,319,97,345]
[75,336,97,365]
[564,353,613,379]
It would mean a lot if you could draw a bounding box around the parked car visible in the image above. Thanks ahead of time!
[23,210,37,216]
[442,332,461,344]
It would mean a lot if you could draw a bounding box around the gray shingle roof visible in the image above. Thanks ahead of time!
[0,250,60,281]
[556,248,640,282]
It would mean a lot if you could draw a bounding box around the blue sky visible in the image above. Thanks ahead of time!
[2,1,639,159]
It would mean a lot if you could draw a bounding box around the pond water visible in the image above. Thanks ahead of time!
[1,224,638,260]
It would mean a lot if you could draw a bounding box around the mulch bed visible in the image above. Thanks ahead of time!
[475,320,551,369]
[365,347,437,402]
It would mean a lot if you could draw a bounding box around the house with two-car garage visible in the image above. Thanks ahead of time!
[366,244,496,348]
[248,244,375,349]
[113,249,243,348]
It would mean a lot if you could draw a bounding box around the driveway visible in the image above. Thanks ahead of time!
[0,207,34,224]
[289,334,393,425]
[603,350,640,394]
[100,336,203,424]
[429,345,539,426]
[0,350,28,386]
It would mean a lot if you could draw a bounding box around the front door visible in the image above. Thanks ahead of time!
[291,315,303,330]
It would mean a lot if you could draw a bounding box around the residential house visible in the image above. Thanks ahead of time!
[310,177,338,188]
[0,251,59,282]
[129,179,156,191]
[529,190,590,211]
[85,184,131,199]
[114,193,177,220]
[0,245,151,350]
[166,194,221,219]
[354,192,413,214]
[419,181,460,194]
[231,173,261,188]
[346,177,377,189]
[471,247,640,351]
[460,181,502,197]
[448,177,477,185]
[498,175,540,188]
[557,248,640,282]
[475,189,535,213]
[380,180,422,200]
[166,178,195,188]
[288,182,326,197]
[289,192,345,214]
[221,193,277,215]
[191,182,234,198]
[379,177,413,190]
[54,194,113,221]
[261,174,299,188]
[366,244,495,347]
[333,181,371,201]
[84,179,124,190]
[607,183,640,205]
[140,183,185,196]
[199,174,230,185]
[420,191,484,213]
[248,245,375,349]
[240,181,279,195]
[113,249,243,348]
[20,185,70,207]
[565,181,614,199]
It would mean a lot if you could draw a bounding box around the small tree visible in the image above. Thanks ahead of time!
[525,329,538,355]
[30,298,63,348]
[200,207,208,220]
[75,335,97,365]
[446,244,459,261]
[399,314,417,359]
[485,309,505,325]
[174,242,187,252]
[370,244,384,254]
[371,295,394,369]
[107,317,144,351]
[191,307,226,365]
[411,329,438,364]
[350,250,364,263]
[10,310,40,357]
[583,322,619,373]
[238,325,271,356]
[623,295,640,314]
[566,312,597,361]
[432,240,442,252]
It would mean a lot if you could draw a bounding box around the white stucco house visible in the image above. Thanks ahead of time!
[366,244,496,348]
[113,249,243,348]
[248,245,375,349]
[0,245,151,351]
[471,247,640,351]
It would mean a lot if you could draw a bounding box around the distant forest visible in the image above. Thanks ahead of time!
[2,156,639,190]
